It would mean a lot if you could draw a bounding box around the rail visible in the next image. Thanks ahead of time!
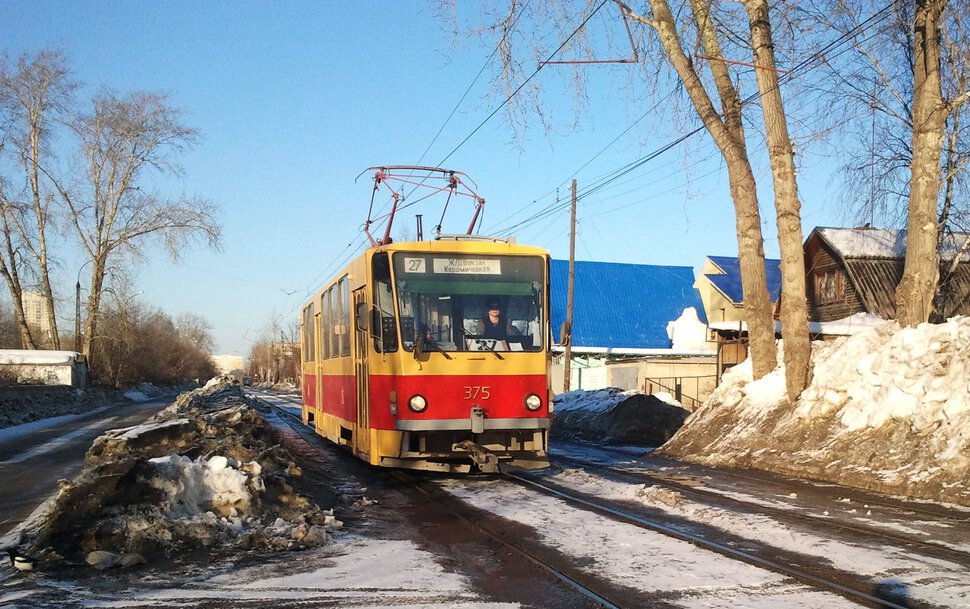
[504,466,916,609]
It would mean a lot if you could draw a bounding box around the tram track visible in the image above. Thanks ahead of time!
[256,393,620,608]
[550,450,970,564]
[256,394,947,608]
[500,467,921,609]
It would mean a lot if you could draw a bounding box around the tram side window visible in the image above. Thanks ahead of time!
[338,276,351,357]
[327,286,339,358]
[321,289,332,359]
[302,305,315,362]
[372,253,398,352]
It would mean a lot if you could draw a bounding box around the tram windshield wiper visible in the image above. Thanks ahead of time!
[414,335,452,360]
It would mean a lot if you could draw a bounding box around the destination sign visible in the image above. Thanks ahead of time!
[432,258,502,275]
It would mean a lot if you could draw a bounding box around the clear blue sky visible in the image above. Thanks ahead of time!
[1,1,843,357]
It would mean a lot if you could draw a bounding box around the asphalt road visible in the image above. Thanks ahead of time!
[0,398,173,541]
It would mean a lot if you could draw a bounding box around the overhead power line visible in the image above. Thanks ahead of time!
[487,4,896,237]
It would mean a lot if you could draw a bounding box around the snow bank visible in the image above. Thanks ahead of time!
[659,317,970,506]
[21,382,340,570]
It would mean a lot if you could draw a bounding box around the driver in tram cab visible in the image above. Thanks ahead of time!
[476,299,519,340]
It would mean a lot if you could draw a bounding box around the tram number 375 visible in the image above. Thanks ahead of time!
[464,386,491,400]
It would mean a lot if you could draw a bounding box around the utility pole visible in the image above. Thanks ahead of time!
[563,179,577,393]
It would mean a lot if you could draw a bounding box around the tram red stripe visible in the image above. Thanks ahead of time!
[368,373,547,429]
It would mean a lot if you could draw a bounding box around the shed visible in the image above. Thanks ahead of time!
[0,350,88,388]
[805,227,970,323]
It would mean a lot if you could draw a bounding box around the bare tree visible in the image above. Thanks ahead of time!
[93,294,216,387]
[811,1,970,324]
[51,90,221,359]
[0,50,76,349]
[176,312,214,354]
[897,0,970,325]
[441,2,822,387]
[623,1,777,380]
[0,297,19,348]
[743,0,810,396]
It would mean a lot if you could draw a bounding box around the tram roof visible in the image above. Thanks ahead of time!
[550,259,706,351]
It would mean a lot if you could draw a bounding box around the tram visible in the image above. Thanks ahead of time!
[299,167,551,473]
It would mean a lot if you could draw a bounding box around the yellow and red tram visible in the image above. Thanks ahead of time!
[299,236,552,473]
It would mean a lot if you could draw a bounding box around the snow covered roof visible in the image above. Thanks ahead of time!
[816,226,970,261]
[0,350,80,365]
[550,259,706,351]
[705,255,782,304]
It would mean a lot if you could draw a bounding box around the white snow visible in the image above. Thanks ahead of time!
[667,307,715,353]
[793,318,970,434]
[0,349,79,365]
[544,468,969,608]
[807,312,889,335]
[441,479,862,608]
[819,227,970,261]
[554,387,639,413]
[148,454,255,519]
[664,315,970,506]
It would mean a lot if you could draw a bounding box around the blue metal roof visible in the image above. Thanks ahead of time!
[706,255,782,303]
[550,259,706,350]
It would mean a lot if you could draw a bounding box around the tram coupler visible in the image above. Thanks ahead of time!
[454,440,499,473]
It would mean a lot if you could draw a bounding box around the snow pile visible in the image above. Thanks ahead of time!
[659,317,970,506]
[808,312,888,335]
[22,381,340,570]
[666,307,714,353]
[553,387,690,447]
[122,382,164,402]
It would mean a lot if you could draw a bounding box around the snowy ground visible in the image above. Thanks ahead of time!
[3,317,969,607]
[659,316,970,507]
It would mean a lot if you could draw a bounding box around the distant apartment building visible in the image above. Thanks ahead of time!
[211,354,246,375]
[22,291,53,344]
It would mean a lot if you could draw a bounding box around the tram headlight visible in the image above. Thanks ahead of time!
[524,393,542,411]
[408,394,428,413]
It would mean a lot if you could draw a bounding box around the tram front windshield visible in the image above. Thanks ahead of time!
[393,253,545,353]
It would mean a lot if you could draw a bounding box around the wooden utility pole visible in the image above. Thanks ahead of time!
[563,180,577,393]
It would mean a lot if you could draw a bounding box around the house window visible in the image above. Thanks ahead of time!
[815,270,845,304]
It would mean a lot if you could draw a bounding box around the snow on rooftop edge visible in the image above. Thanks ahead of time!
[820,227,970,261]
[0,350,80,365]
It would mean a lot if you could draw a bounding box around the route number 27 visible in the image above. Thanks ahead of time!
[464,386,491,400]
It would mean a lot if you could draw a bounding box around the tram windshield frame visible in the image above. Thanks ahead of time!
[391,252,546,353]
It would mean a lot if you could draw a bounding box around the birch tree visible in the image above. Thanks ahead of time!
[0,50,76,349]
[449,1,812,390]
[897,0,970,325]
[626,0,777,381]
[743,0,810,396]
[812,1,970,324]
[54,90,221,358]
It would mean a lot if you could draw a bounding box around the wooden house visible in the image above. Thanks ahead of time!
[804,227,970,322]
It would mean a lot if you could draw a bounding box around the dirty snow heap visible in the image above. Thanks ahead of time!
[24,380,340,570]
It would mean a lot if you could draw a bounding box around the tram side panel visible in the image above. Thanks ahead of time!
[302,263,368,451]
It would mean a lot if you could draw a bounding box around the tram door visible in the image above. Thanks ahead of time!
[352,288,371,459]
